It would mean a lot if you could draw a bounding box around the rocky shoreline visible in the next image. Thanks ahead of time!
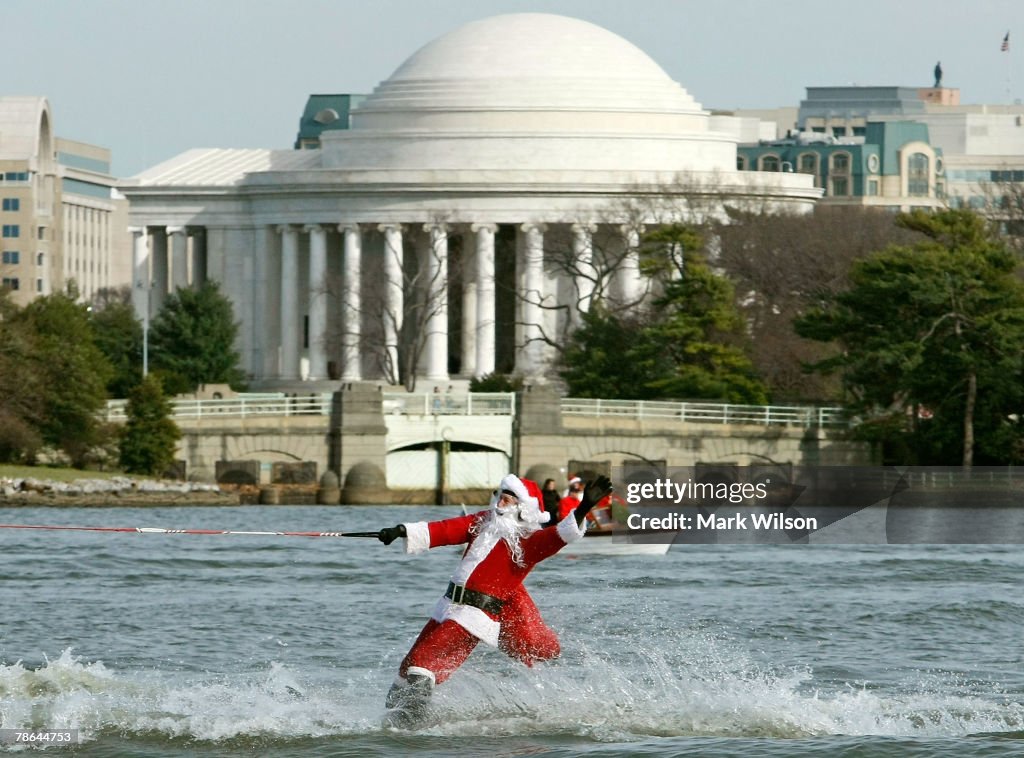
[0,476,241,507]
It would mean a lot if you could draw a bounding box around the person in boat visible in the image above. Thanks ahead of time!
[377,472,614,723]
[558,475,615,529]
[562,473,583,498]
[558,475,584,520]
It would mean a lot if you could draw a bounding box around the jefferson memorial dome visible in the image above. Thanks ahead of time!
[324,13,731,174]
[122,13,819,387]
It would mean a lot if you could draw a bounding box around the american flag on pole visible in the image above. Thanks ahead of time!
[1002,32,1010,52]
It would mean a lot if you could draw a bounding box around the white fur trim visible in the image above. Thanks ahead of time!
[557,513,586,544]
[498,474,530,502]
[403,521,431,554]
[496,473,545,526]
[431,596,500,647]
[450,524,501,585]
[406,666,436,684]
[517,498,548,527]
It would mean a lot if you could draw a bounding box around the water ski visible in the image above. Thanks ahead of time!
[384,671,435,729]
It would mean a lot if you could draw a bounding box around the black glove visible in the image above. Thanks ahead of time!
[378,524,407,545]
[576,476,613,525]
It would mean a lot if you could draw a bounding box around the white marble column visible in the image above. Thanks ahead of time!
[168,226,188,291]
[250,226,269,379]
[518,223,546,376]
[151,227,168,313]
[305,224,328,380]
[129,226,149,323]
[571,223,598,326]
[278,225,300,380]
[472,223,497,378]
[378,223,404,383]
[616,224,644,305]
[423,223,449,381]
[459,228,477,378]
[339,224,362,381]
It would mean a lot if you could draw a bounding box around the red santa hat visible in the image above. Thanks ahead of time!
[493,473,551,525]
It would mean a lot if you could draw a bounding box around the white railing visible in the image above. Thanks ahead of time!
[105,392,333,421]
[381,391,516,416]
[561,398,848,427]
[104,391,841,426]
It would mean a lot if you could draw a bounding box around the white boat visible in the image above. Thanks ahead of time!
[561,528,672,556]
[557,493,672,556]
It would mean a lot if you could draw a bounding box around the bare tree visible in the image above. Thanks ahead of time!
[91,285,133,309]
[978,173,1024,254]
[529,177,926,402]
[321,219,462,391]
[714,206,924,401]
[520,170,783,367]
[313,176,917,396]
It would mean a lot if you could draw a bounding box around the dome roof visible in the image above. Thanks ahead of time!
[393,13,672,86]
[322,13,733,177]
[353,13,702,119]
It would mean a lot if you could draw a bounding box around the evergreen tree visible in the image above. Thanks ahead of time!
[119,374,181,476]
[561,225,767,403]
[0,291,44,461]
[560,305,665,399]
[91,296,144,398]
[796,209,1024,466]
[15,289,113,465]
[469,372,524,393]
[148,282,245,394]
[642,238,768,404]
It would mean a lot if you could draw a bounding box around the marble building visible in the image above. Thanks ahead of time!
[120,13,819,387]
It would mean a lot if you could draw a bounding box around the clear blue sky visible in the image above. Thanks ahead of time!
[8,0,1024,176]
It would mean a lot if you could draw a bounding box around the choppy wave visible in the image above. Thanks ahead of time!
[2,638,1021,748]
[3,510,1023,756]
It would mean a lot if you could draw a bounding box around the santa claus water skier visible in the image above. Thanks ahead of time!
[376,472,614,723]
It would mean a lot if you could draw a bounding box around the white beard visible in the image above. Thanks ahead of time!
[473,507,538,566]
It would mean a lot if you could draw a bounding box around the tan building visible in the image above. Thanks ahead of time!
[730,86,1024,213]
[0,96,129,306]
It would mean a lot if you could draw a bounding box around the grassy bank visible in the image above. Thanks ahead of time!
[0,464,142,482]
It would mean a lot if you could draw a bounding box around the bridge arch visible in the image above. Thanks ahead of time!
[386,440,510,490]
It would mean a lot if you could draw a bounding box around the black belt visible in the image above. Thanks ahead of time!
[445,582,505,615]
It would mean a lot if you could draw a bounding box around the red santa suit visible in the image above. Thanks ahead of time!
[558,492,581,521]
[393,474,586,687]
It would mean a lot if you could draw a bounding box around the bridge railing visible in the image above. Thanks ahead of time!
[105,392,333,421]
[381,391,516,416]
[104,392,841,426]
[561,398,848,427]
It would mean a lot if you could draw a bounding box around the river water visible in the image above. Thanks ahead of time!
[1,504,1022,757]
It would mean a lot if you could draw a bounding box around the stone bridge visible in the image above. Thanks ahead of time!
[109,385,869,503]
